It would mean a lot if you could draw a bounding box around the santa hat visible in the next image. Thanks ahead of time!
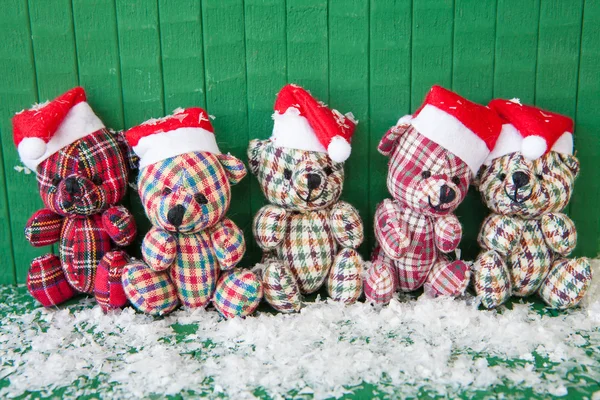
[271,84,357,163]
[486,99,574,162]
[125,107,220,168]
[402,85,503,175]
[12,87,105,171]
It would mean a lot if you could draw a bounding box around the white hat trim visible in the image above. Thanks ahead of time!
[410,104,489,175]
[18,101,105,171]
[271,107,327,154]
[483,124,523,164]
[551,131,573,155]
[134,127,221,169]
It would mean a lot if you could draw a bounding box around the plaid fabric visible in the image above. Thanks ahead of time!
[253,205,288,250]
[538,258,592,310]
[364,261,396,305]
[433,214,462,253]
[377,124,409,156]
[424,259,470,297]
[473,250,512,309]
[142,227,177,272]
[102,206,137,247]
[327,248,363,304]
[217,153,247,184]
[262,260,302,313]
[478,214,523,256]
[122,260,179,316]
[210,217,245,270]
[169,231,220,308]
[27,254,76,307]
[213,269,263,319]
[94,250,129,312]
[330,201,364,249]
[540,213,577,256]
[24,209,64,247]
[278,209,336,294]
[373,199,410,259]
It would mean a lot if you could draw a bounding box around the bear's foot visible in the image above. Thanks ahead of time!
[424,259,470,298]
[538,257,592,310]
[27,254,76,307]
[473,250,512,309]
[262,260,302,313]
[213,269,263,319]
[94,250,130,312]
[327,248,363,304]
[122,260,179,316]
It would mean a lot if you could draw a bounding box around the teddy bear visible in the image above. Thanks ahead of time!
[248,84,364,313]
[364,86,504,304]
[12,87,136,312]
[473,99,592,310]
[120,107,263,318]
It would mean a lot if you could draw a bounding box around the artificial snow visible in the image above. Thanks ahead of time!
[1,261,599,399]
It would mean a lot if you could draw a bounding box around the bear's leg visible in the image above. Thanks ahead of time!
[473,250,512,308]
[327,247,363,304]
[27,254,76,307]
[538,257,592,310]
[261,258,302,313]
[423,256,470,298]
[94,250,130,312]
[121,260,179,316]
[364,245,397,305]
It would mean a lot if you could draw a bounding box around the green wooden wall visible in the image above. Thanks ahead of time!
[0,0,598,285]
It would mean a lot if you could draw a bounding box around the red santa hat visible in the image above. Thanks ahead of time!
[401,85,503,175]
[486,99,574,162]
[125,107,220,168]
[271,84,357,163]
[12,87,105,171]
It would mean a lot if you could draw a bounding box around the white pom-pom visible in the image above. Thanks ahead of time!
[328,136,351,163]
[521,135,547,160]
[18,137,47,160]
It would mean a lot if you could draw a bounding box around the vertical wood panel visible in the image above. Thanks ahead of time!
[329,0,370,257]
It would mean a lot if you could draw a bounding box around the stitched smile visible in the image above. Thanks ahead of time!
[505,188,532,204]
[428,197,448,212]
[299,188,324,203]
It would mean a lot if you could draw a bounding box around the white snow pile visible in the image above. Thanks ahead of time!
[1,269,600,399]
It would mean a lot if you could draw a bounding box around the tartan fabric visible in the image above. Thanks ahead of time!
[122,260,179,316]
[102,206,137,247]
[473,250,512,309]
[540,213,577,256]
[433,214,462,253]
[213,269,263,319]
[142,227,177,272]
[377,123,409,156]
[94,250,129,312]
[538,258,592,310]
[27,254,76,307]
[364,260,396,305]
[253,205,288,250]
[210,217,245,270]
[262,260,302,313]
[424,259,470,297]
[327,248,363,304]
[373,199,410,259]
[24,209,63,247]
[217,153,248,184]
[477,214,524,256]
[330,201,364,249]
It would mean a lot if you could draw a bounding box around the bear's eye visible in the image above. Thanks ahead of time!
[195,193,208,205]
[451,176,461,186]
[283,168,292,180]
[91,175,103,185]
[324,166,333,176]
[536,174,543,180]
[51,175,61,186]
[498,173,507,181]
[162,187,172,195]
[421,171,431,179]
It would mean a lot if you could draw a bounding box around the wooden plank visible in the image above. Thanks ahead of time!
[0,1,43,284]
[368,0,412,255]
[493,0,540,102]
[286,0,329,101]
[452,0,497,260]
[329,0,370,258]
[201,0,251,262]
[244,0,287,263]
[571,0,600,257]
[158,0,206,112]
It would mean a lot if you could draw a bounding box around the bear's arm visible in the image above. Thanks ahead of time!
[374,199,410,260]
[209,217,246,271]
[24,209,64,247]
[540,213,577,256]
[102,206,137,247]
[329,201,364,249]
[433,214,462,253]
[142,227,177,272]
[252,205,288,250]
[477,214,524,256]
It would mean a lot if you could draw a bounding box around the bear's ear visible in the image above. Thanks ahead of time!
[378,117,412,157]
[217,153,247,185]
[472,166,486,189]
[247,139,268,175]
[113,129,139,171]
[560,153,580,178]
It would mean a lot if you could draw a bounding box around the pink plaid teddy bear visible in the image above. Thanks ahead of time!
[364,86,503,304]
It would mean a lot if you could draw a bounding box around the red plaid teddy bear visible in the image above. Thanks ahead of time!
[13,87,136,311]
[364,86,503,304]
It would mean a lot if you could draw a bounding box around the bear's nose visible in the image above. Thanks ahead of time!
[167,204,185,227]
[64,177,79,195]
[439,184,456,204]
[306,173,322,190]
[512,171,530,189]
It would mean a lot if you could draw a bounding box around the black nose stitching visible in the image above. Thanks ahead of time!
[64,177,79,195]
[439,184,456,204]
[306,173,322,190]
[167,204,185,227]
[512,171,530,188]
